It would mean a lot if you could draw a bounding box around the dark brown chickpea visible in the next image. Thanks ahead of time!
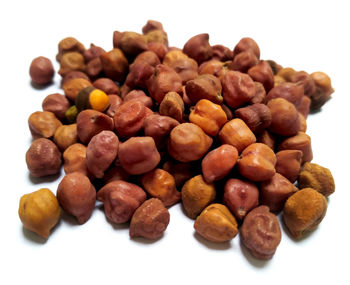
[220,70,255,108]
[183,33,212,64]
[100,48,129,82]
[248,60,274,92]
[143,114,179,148]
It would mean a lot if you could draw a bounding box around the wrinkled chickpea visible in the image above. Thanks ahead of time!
[142,168,181,207]
[63,77,92,101]
[181,175,216,219]
[53,123,77,151]
[100,48,129,82]
[28,111,62,139]
[298,162,335,197]
[229,49,258,73]
[58,51,86,76]
[162,50,198,84]
[86,131,119,179]
[125,60,155,89]
[291,71,316,97]
[129,198,170,239]
[143,114,179,148]
[98,180,146,224]
[147,64,182,103]
[211,44,233,61]
[113,31,148,57]
[241,206,281,259]
[57,172,96,224]
[220,70,255,108]
[19,188,61,239]
[234,103,271,134]
[194,203,238,242]
[283,188,327,238]
[185,74,223,105]
[56,37,85,62]
[83,43,105,62]
[251,81,266,104]
[159,91,184,122]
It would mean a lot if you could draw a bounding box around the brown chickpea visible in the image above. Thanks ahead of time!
[168,123,213,162]
[42,93,70,120]
[267,98,300,136]
[194,204,238,242]
[118,137,161,175]
[63,143,89,176]
[241,206,281,259]
[142,168,181,207]
[76,110,114,144]
[220,70,255,108]
[57,172,96,224]
[201,145,238,183]
[238,143,276,182]
[97,180,146,224]
[219,119,256,153]
[189,99,227,136]
[26,138,62,178]
[223,178,259,220]
[181,175,216,219]
[114,99,147,138]
[28,111,62,139]
[53,123,78,151]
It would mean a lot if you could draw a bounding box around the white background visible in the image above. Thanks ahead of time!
[1,0,349,284]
